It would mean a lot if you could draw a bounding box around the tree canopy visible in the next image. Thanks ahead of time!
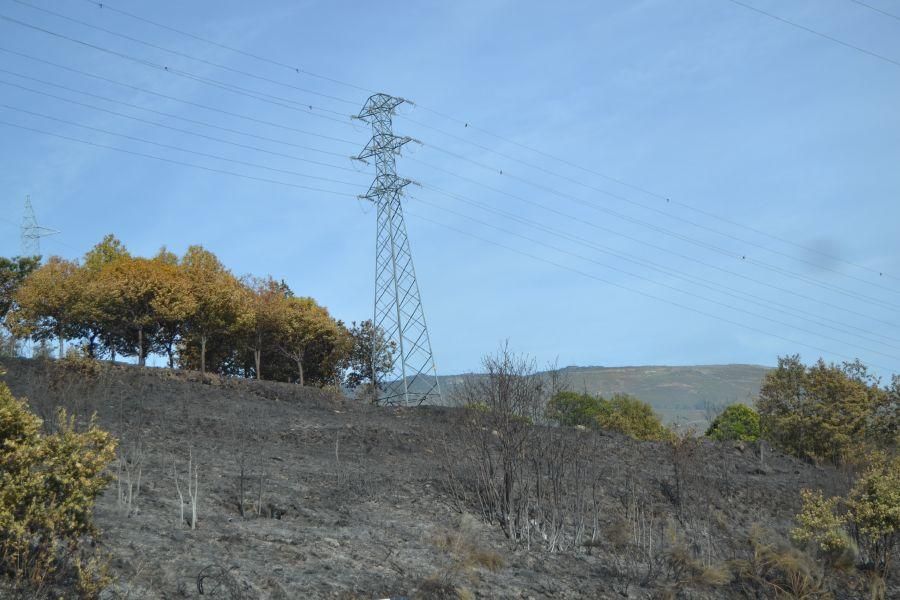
[757,355,897,465]
[1,235,378,388]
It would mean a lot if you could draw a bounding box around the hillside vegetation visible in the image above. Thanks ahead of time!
[0,355,895,599]
[437,363,769,424]
[0,237,386,393]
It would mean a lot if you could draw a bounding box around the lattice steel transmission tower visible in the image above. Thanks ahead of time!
[355,93,442,406]
[21,195,58,257]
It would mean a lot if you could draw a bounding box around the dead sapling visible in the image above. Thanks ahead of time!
[116,439,144,515]
[173,448,200,529]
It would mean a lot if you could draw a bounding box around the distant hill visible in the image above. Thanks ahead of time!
[429,364,771,425]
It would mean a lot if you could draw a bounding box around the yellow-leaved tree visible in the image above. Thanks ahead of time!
[91,257,195,367]
[180,246,245,373]
[5,257,80,358]
[273,296,350,386]
[237,276,292,380]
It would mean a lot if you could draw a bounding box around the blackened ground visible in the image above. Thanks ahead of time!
[0,358,880,599]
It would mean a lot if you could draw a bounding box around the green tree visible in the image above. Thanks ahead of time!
[81,234,130,272]
[705,404,760,441]
[0,256,41,358]
[0,256,41,318]
[757,355,889,465]
[343,320,395,391]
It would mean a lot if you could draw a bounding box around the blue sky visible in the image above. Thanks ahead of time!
[0,0,898,378]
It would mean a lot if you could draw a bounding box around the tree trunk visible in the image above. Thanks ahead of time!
[296,358,304,387]
[167,345,175,369]
[254,333,262,380]
[58,332,65,359]
[138,326,144,367]
[200,336,207,374]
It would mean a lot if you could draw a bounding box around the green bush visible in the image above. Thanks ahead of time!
[595,394,670,441]
[545,391,602,427]
[546,391,668,441]
[792,453,899,579]
[792,489,853,558]
[0,381,116,595]
[705,404,760,441]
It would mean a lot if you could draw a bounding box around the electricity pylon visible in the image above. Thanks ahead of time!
[355,93,442,406]
[21,195,58,257]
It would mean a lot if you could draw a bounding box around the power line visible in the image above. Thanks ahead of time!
[0,13,356,125]
[0,46,359,147]
[0,66,352,158]
[405,117,900,300]
[4,103,892,368]
[416,185,900,348]
[3,23,892,326]
[12,0,892,360]
[410,195,900,362]
[848,0,900,22]
[723,0,900,68]
[1,103,365,187]
[416,179,898,330]
[63,0,898,284]
[8,69,895,349]
[405,209,894,372]
[72,0,377,95]
[0,118,357,197]
[8,0,361,107]
[405,152,900,313]
[0,76,362,174]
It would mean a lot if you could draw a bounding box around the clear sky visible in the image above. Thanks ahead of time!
[0,0,898,378]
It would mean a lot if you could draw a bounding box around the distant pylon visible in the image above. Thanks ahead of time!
[355,93,442,406]
[21,195,58,257]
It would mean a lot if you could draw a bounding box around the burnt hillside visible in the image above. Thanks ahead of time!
[0,358,876,599]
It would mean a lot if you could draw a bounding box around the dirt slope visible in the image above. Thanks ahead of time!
[0,359,870,599]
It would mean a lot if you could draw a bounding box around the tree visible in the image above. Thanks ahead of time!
[81,234,130,272]
[0,256,41,318]
[272,296,350,386]
[65,236,133,360]
[343,320,395,391]
[179,246,244,374]
[238,277,292,380]
[5,257,79,358]
[92,257,194,367]
[0,256,41,358]
[757,355,890,465]
[705,404,760,442]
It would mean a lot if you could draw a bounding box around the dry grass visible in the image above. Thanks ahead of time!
[424,513,505,598]
[732,525,831,599]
